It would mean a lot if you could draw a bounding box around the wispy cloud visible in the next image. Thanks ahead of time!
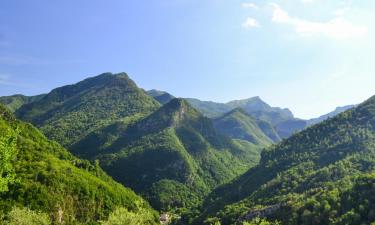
[241,3,259,10]
[270,3,368,40]
[242,17,260,29]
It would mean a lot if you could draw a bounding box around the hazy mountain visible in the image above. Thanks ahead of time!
[0,94,46,112]
[226,97,294,125]
[307,105,356,126]
[213,108,279,145]
[186,97,307,139]
[197,96,375,225]
[0,104,158,224]
[147,89,175,104]
[185,98,231,118]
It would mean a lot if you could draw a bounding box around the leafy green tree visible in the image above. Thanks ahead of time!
[244,217,281,225]
[100,205,156,225]
[0,130,17,192]
[3,207,51,225]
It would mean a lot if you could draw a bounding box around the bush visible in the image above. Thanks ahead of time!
[4,207,51,225]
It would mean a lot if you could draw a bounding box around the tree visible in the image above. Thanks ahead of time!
[4,207,51,225]
[0,130,17,192]
[100,203,156,225]
[244,217,281,225]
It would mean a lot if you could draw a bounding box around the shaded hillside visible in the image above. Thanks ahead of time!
[0,94,46,112]
[0,104,158,225]
[213,108,279,145]
[197,96,375,225]
[16,72,161,147]
[147,89,175,104]
[72,99,262,212]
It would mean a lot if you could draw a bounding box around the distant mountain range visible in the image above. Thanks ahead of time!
[307,105,356,125]
[1,87,355,145]
[146,89,355,140]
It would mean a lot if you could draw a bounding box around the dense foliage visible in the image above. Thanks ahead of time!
[213,108,277,145]
[196,96,375,225]
[12,73,264,217]
[1,207,51,225]
[5,72,370,225]
[0,108,17,192]
[74,98,263,213]
[16,73,161,147]
[0,94,45,112]
[0,104,158,225]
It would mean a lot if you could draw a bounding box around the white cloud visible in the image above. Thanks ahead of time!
[242,17,260,29]
[241,3,259,10]
[270,3,368,40]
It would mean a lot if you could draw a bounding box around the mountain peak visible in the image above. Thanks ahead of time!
[161,98,200,122]
[147,90,175,104]
[16,72,160,147]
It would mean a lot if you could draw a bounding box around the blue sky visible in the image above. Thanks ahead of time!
[0,0,374,119]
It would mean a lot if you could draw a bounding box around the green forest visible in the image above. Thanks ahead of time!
[0,73,374,225]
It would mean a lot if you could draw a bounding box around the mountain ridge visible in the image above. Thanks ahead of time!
[196,95,375,225]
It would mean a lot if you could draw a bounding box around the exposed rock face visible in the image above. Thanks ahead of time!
[239,204,281,222]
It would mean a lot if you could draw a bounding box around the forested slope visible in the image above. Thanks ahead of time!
[197,96,375,225]
[0,104,158,225]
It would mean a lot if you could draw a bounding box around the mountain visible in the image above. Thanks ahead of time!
[147,89,175,104]
[213,108,280,145]
[71,98,263,212]
[0,94,46,112]
[186,97,307,139]
[226,97,307,139]
[196,96,375,225]
[16,72,161,147]
[307,105,356,126]
[226,97,294,125]
[0,104,158,224]
[11,74,263,214]
[185,98,231,118]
